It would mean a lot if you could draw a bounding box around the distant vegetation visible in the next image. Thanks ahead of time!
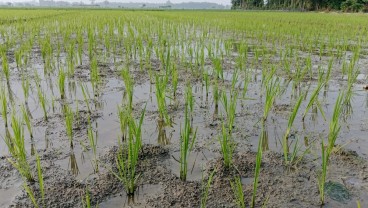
[231,0,368,12]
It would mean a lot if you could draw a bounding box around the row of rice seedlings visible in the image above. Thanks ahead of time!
[318,92,344,205]
[179,84,197,181]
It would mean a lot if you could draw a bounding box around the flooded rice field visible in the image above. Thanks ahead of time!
[1,10,368,207]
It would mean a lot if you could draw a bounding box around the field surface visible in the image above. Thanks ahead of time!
[1,9,368,207]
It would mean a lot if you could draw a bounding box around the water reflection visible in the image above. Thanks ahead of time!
[69,148,80,176]
[260,124,269,152]
[157,119,171,145]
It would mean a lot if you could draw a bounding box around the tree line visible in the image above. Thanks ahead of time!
[231,0,368,12]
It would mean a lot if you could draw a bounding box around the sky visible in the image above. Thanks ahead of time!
[0,0,231,5]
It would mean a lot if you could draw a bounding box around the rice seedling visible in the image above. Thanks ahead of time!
[218,123,234,169]
[200,169,216,208]
[121,68,134,110]
[22,105,33,139]
[213,57,224,81]
[6,111,34,182]
[179,97,197,181]
[58,69,66,99]
[203,70,209,99]
[23,183,38,208]
[82,187,96,208]
[64,104,74,148]
[172,64,178,99]
[252,125,264,208]
[213,78,220,119]
[112,106,146,195]
[302,70,327,122]
[263,78,280,122]
[87,116,98,173]
[282,95,303,163]
[113,133,140,195]
[90,56,99,94]
[21,75,30,104]
[0,86,8,128]
[318,92,344,205]
[230,177,246,208]
[2,53,10,85]
[36,152,45,207]
[155,74,170,125]
[221,91,238,134]
[80,83,92,114]
[36,84,48,122]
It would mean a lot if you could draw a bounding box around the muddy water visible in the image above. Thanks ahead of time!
[98,184,162,207]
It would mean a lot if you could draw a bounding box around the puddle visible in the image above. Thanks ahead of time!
[98,184,162,208]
